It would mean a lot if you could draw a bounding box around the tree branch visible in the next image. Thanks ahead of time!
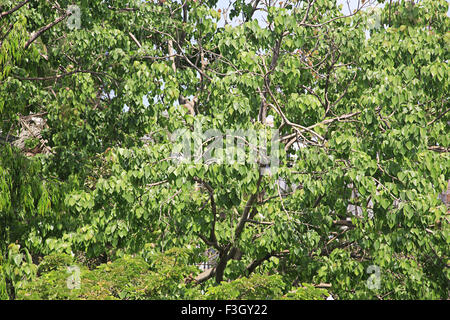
[24,12,69,50]
[259,34,284,124]
[210,171,264,284]
[193,177,218,246]
[246,253,273,275]
[194,267,215,283]
[427,107,450,126]
[0,0,30,20]
[234,172,263,240]
[128,32,142,48]
[246,250,290,275]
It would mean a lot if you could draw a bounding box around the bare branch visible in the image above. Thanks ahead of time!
[427,106,450,126]
[234,172,263,240]
[246,253,273,275]
[307,110,362,131]
[24,12,69,50]
[246,250,289,275]
[0,0,30,20]
[128,32,142,48]
[245,219,273,226]
[14,69,119,86]
[428,146,449,153]
[194,267,215,283]
[107,6,137,12]
[193,177,218,246]
[299,0,369,28]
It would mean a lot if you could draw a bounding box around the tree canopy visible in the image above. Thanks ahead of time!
[0,0,449,300]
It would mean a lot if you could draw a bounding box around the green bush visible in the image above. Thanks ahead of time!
[198,273,327,300]
[281,283,328,300]
[37,253,74,275]
[16,248,327,300]
[201,274,286,300]
[16,248,200,300]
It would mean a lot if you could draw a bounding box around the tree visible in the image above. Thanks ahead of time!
[0,0,448,299]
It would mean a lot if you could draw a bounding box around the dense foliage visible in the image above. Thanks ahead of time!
[0,0,448,300]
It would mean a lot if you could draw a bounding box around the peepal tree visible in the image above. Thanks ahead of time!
[0,0,449,299]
